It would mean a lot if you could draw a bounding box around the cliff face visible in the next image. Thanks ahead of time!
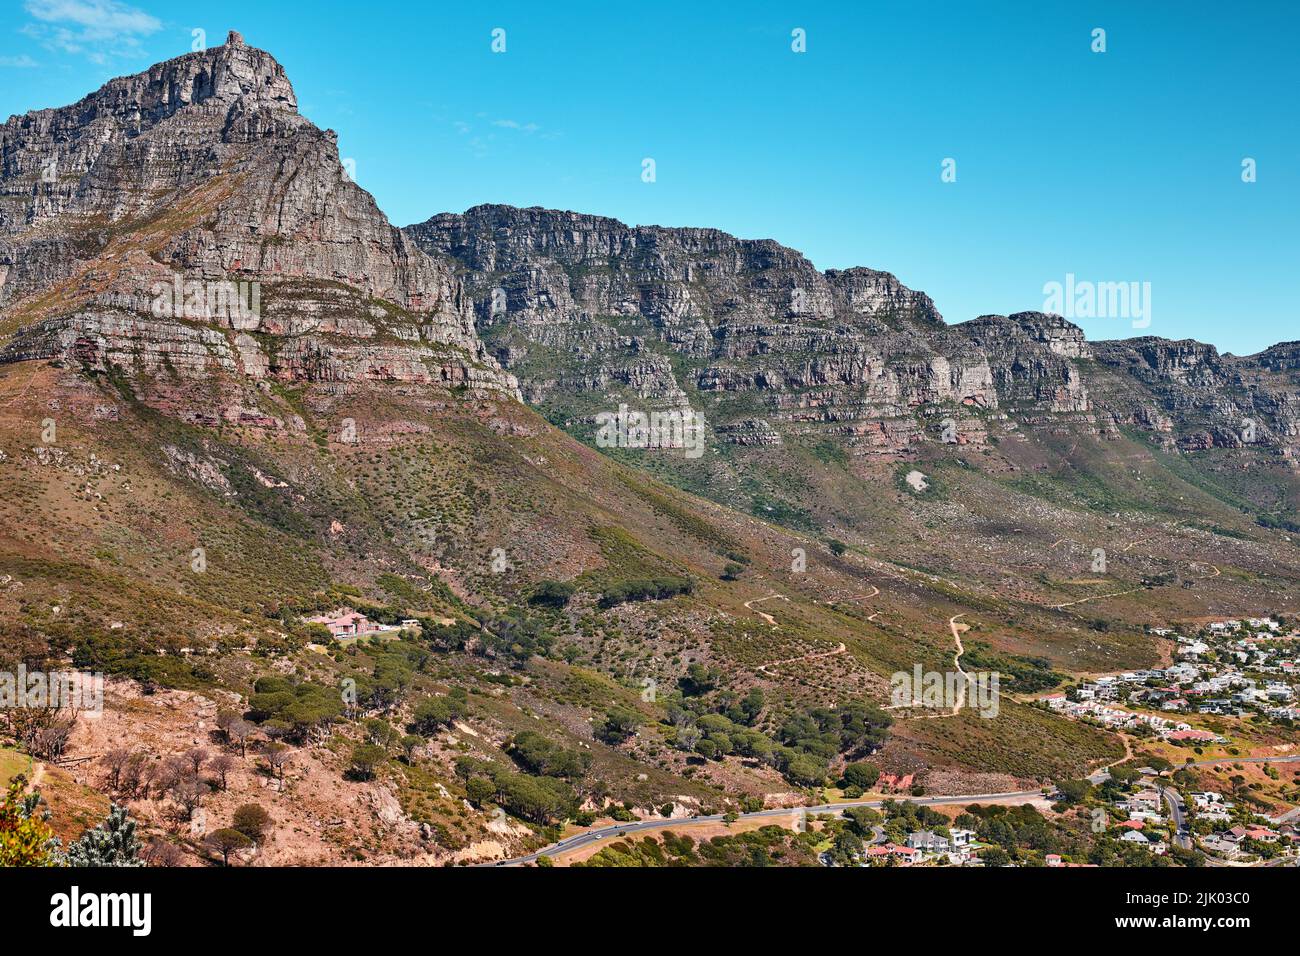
[0,33,516,400]
[407,204,1300,461]
[408,205,1022,450]
[2,37,1295,464]
[407,206,1113,453]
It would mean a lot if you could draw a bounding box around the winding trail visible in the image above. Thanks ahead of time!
[743,594,787,627]
[948,613,970,715]
[1049,587,1142,609]
[756,642,847,676]
[885,613,972,718]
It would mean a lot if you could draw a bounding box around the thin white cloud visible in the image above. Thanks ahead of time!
[22,0,161,62]
[491,118,540,133]
[0,54,40,68]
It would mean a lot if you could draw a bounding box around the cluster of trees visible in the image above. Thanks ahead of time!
[507,731,592,780]
[576,825,821,868]
[528,580,575,609]
[453,756,579,825]
[479,613,555,666]
[99,743,256,822]
[245,676,344,743]
[663,683,891,787]
[0,780,177,868]
[596,707,640,745]
[410,688,468,735]
[599,575,694,609]
[203,803,272,866]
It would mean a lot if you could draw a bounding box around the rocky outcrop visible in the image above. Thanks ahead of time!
[408,204,1299,462]
[406,205,1094,449]
[0,32,517,399]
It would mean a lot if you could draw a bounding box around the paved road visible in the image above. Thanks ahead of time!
[1158,785,1192,850]
[490,756,1300,866]
[485,788,1046,866]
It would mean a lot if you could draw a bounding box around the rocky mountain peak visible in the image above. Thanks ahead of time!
[0,37,517,400]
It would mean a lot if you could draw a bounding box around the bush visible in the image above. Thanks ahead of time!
[232,804,271,842]
[599,576,694,609]
[841,761,880,791]
[348,743,388,780]
[529,580,576,608]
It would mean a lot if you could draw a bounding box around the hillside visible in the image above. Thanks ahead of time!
[1,33,1296,867]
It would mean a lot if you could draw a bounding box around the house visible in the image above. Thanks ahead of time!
[1229,825,1279,843]
[1045,853,1063,867]
[1120,830,1151,845]
[1127,790,1162,812]
[306,608,380,638]
[867,843,919,865]
[1198,805,1232,824]
[1202,835,1242,858]
[906,830,950,853]
[399,618,421,630]
[1128,810,1165,824]
[949,828,974,848]
[1115,819,1147,831]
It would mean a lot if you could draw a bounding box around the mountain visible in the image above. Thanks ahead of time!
[1,35,1297,866]
[0,32,513,397]
[408,202,1298,463]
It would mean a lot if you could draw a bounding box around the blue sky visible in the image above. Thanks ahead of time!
[2,0,1296,353]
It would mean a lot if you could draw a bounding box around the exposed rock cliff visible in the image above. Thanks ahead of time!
[408,204,1298,463]
[0,32,517,400]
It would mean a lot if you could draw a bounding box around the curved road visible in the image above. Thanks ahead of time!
[485,788,1045,866]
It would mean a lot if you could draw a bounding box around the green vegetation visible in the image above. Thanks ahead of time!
[576,826,821,867]
[599,575,695,609]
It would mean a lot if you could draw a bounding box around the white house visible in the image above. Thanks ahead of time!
[905,830,950,853]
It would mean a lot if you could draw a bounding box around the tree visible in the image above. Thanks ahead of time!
[830,828,864,866]
[465,776,495,808]
[227,719,253,757]
[412,696,458,735]
[399,735,424,763]
[205,828,252,866]
[100,748,131,792]
[232,804,271,843]
[215,708,240,743]
[65,804,143,867]
[980,846,1011,867]
[1054,779,1094,805]
[209,753,236,791]
[844,806,882,837]
[184,747,209,777]
[720,563,745,581]
[678,663,720,697]
[0,776,57,867]
[364,718,399,750]
[170,774,206,821]
[348,743,387,780]
[841,761,881,791]
[142,835,185,867]
[597,708,639,745]
[263,743,291,784]
[529,580,575,609]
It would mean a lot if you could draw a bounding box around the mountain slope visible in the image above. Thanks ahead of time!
[0,35,1295,866]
